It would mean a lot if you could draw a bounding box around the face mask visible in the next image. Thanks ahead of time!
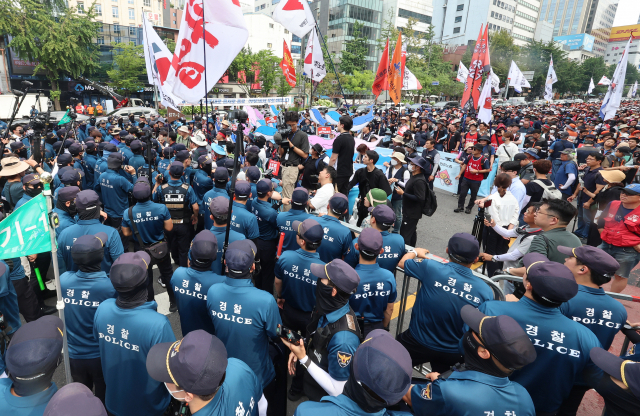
[342,365,387,413]
[462,330,511,378]
[25,186,43,198]
[408,164,415,172]
[72,248,104,273]
[390,159,398,166]
[315,280,348,316]
[164,383,186,402]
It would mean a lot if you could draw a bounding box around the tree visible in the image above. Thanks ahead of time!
[254,50,280,96]
[377,8,399,54]
[340,21,368,74]
[107,42,146,96]
[401,17,425,60]
[0,0,101,109]
[229,47,257,96]
[579,57,608,95]
[276,74,294,97]
[343,70,374,100]
[487,30,520,87]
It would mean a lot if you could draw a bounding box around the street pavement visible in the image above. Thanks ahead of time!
[41,187,638,416]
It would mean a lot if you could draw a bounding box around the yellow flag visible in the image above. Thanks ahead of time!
[388,32,403,104]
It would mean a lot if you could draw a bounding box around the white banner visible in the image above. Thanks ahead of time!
[544,57,558,101]
[600,36,632,121]
[456,61,469,83]
[272,0,316,38]
[587,77,595,94]
[176,96,293,106]
[402,67,422,90]
[433,151,461,194]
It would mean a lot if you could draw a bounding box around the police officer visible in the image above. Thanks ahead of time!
[294,330,412,416]
[589,347,640,416]
[349,228,397,337]
[122,178,174,308]
[83,141,98,190]
[206,239,281,415]
[163,150,192,184]
[192,155,214,232]
[52,153,74,190]
[251,179,280,292]
[157,147,173,176]
[277,187,312,252]
[146,330,262,416]
[556,245,627,416]
[53,186,80,237]
[396,233,494,372]
[283,259,361,402]
[154,161,199,267]
[135,148,159,185]
[0,260,21,377]
[315,194,353,263]
[14,173,43,209]
[244,166,261,212]
[43,383,107,416]
[344,205,406,274]
[229,180,260,241]
[274,218,325,400]
[207,197,245,275]
[60,233,117,404]
[477,253,602,415]
[203,167,230,230]
[118,134,134,163]
[406,306,537,416]
[93,143,118,189]
[69,142,88,190]
[58,190,124,276]
[0,316,64,415]
[98,152,136,244]
[128,140,146,172]
[171,230,225,336]
[93,252,176,416]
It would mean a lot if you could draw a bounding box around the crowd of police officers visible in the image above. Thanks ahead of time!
[0,107,638,416]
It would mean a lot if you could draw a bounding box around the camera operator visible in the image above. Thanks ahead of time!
[276,111,309,212]
[299,144,329,192]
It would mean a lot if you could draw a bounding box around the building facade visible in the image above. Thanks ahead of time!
[381,0,434,45]
[538,0,618,56]
[603,24,640,69]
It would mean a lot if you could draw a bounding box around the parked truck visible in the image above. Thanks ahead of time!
[0,93,49,121]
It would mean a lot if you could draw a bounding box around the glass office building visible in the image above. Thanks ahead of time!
[310,0,383,71]
[538,0,617,56]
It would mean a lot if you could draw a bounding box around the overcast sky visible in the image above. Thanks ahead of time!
[613,0,640,27]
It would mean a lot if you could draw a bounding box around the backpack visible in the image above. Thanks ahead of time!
[419,178,437,217]
[531,179,562,200]
[137,165,151,179]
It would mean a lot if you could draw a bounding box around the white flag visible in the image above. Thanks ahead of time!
[477,77,493,125]
[490,69,500,93]
[272,0,316,38]
[308,27,326,82]
[303,30,313,78]
[544,57,558,101]
[628,82,635,98]
[164,0,249,103]
[456,61,468,83]
[402,67,422,90]
[507,61,530,93]
[600,37,632,121]
[597,75,611,85]
[141,15,181,109]
[587,77,595,94]
[632,80,638,98]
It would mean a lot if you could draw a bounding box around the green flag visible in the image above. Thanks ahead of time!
[58,110,71,125]
[0,194,52,260]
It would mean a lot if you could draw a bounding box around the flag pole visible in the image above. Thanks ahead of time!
[40,173,72,384]
[315,27,350,110]
[201,0,209,133]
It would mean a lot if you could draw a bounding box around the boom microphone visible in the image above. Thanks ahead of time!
[21,81,33,87]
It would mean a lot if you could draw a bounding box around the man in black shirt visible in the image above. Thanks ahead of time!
[396,156,428,246]
[576,138,598,165]
[348,150,392,226]
[569,152,605,239]
[299,144,328,191]
[445,124,461,153]
[329,115,355,195]
[277,111,310,212]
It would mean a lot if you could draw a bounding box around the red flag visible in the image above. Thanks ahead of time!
[372,38,389,97]
[388,32,403,105]
[460,25,489,111]
[280,39,297,87]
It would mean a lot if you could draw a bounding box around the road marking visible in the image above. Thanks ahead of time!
[392,292,416,320]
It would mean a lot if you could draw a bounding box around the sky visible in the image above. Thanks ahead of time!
[613,0,640,27]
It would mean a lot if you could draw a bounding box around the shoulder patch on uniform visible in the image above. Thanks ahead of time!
[346,314,356,331]
[415,258,424,263]
[337,351,352,368]
[420,383,432,400]
[181,184,189,189]
[161,184,169,189]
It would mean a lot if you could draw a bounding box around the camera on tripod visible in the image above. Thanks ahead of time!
[274,111,298,150]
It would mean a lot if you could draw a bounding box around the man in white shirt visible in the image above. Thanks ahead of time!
[309,166,337,214]
[499,161,527,211]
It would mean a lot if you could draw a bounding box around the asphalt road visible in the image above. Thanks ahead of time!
[42,187,481,414]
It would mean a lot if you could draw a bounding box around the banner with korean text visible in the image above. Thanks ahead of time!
[0,194,51,259]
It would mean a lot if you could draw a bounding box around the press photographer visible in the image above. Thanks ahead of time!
[275,111,309,212]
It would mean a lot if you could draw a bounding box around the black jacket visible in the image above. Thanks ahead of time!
[402,172,427,220]
[348,167,392,199]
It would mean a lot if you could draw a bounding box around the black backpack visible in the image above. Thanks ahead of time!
[418,177,437,217]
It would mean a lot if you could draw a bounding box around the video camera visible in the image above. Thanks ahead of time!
[274,111,297,150]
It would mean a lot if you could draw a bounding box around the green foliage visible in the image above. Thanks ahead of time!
[0,0,101,109]
[254,49,280,96]
[229,47,256,96]
[165,38,176,55]
[107,42,146,96]
[276,74,294,97]
[340,21,368,75]
[229,48,285,96]
[486,30,520,85]
[316,99,333,107]
[344,70,374,98]
[314,72,348,98]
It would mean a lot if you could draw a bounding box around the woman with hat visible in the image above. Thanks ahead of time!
[385,152,410,233]
[0,155,43,211]
[396,156,429,246]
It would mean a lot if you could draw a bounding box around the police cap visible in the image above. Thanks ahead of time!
[85,141,97,152]
[225,240,254,278]
[110,251,150,292]
[132,177,151,199]
[256,179,274,196]
[130,140,142,152]
[371,204,395,227]
[245,166,261,182]
[71,232,107,254]
[461,305,537,370]
[10,141,25,152]
[57,153,73,166]
[169,161,185,177]
[352,330,412,405]
[209,196,229,218]
[448,233,480,264]
[523,253,578,304]
[43,383,107,416]
[590,347,640,399]
[5,316,64,384]
[58,186,80,203]
[213,167,229,183]
[22,173,42,186]
[162,147,174,158]
[235,180,252,197]
[558,245,619,279]
[69,142,84,156]
[103,143,118,153]
[60,168,81,184]
[293,218,323,244]
[175,150,190,163]
[291,187,309,205]
[75,190,101,212]
[147,330,228,396]
[107,153,123,170]
[311,259,360,295]
[198,155,212,167]
[190,230,218,262]
[328,193,349,215]
[357,228,383,255]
